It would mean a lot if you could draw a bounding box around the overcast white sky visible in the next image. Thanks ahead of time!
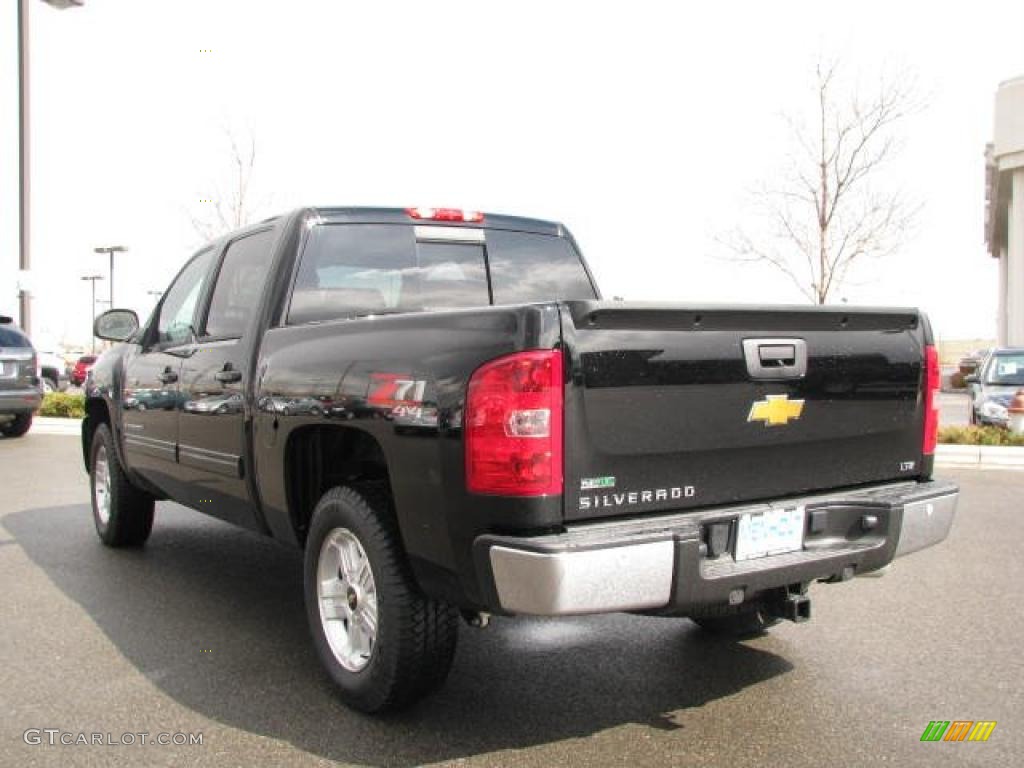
[1,0,1021,349]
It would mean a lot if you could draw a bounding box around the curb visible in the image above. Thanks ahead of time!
[935,444,1024,470]
[30,417,82,436]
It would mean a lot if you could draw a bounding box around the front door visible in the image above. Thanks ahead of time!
[122,346,185,488]
[121,247,216,494]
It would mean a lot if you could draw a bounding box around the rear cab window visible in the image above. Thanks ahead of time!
[287,224,597,325]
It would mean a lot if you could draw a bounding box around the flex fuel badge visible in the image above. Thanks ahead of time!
[581,476,616,491]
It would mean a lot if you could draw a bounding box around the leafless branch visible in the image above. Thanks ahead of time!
[720,57,924,303]
[189,128,264,243]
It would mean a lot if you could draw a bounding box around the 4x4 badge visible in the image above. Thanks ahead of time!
[748,394,804,427]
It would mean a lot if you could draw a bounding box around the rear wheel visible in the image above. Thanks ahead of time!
[304,485,459,713]
[692,605,780,637]
[0,413,32,438]
[89,424,154,546]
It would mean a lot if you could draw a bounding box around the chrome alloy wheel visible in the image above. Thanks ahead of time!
[317,528,379,672]
[93,445,112,525]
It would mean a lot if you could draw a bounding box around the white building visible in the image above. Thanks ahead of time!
[987,76,1024,346]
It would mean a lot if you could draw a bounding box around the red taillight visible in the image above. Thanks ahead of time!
[923,345,940,455]
[405,207,484,223]
[465,349,563,496]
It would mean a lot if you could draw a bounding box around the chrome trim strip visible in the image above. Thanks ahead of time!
[489,541,674,616]
[124,435,175,455]
[178,443,237,462]
[179,449,238,467]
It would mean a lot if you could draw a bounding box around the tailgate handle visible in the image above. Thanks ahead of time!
[759,345,796,366]
[743,338,807,380]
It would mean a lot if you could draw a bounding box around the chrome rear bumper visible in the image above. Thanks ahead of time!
[894,490,958,557]
[478,480,959,617]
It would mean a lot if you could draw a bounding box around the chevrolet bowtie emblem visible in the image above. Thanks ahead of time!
[748,394,804,426]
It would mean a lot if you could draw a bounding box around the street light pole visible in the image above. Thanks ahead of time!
[93,245,127,306]
[17,0,85,335]
[81,274,103,354]
[18,0,32,335]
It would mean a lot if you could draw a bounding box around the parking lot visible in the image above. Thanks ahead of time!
[1,431,1019,767]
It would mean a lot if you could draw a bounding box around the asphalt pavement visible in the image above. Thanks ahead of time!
[1,431,1020,767]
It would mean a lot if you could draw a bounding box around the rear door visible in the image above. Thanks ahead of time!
[176,228,276,529]
[122,248,216,489]
[562,303,927,521]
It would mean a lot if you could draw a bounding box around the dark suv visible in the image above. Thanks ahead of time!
[0,316,41,438]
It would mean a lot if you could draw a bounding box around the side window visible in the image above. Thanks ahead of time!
[205,230,276,338]
[156,249,216,345]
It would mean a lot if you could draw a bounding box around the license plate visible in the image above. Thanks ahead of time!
[735,506,806,561]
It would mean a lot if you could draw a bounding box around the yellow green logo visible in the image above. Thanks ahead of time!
[920,720,996,742]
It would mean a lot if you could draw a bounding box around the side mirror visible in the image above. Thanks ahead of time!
[964,374,980,386]
[94,309,139,342]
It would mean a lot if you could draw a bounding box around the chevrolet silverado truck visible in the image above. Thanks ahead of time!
[83,206,958,713]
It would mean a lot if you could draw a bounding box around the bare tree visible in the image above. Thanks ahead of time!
[190,130,265,242]
[724,60,922,304]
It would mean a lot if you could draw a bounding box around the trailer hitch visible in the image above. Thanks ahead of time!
[766,585,811,623]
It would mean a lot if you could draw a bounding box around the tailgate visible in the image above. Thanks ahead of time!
[562,302,927,521]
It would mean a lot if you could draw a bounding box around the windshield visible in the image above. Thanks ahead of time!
[984,353,1024,386]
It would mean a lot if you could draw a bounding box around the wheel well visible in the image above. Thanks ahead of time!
[285,426,392,546]
[82,398,110,469]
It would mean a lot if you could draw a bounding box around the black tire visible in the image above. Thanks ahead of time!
[42,377,58,394]
[304,485,459,713]
[692,605,780,638]
[89,423,155,547]
[1,413,32,438]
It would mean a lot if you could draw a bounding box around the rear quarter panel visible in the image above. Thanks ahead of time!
[253,303,563,605]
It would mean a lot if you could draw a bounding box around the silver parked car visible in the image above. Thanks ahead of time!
[0,316,42,438]
[967,348,1024,427]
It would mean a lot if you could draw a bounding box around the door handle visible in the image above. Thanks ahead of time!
[158,368,178,384]
[215,364,242,384]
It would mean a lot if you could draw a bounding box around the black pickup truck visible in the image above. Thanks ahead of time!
[83,206,958,712]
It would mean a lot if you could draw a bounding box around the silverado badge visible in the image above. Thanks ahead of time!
[748,394,804,426]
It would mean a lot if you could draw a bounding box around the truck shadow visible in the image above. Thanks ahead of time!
[6,503,793,766]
